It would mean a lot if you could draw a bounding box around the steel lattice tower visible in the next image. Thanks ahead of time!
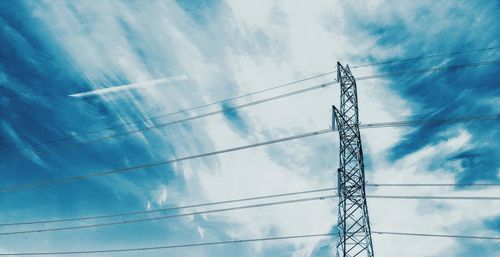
[332,62,374,257]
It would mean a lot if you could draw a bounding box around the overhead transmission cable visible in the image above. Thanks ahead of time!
[1,231,498,255]
[371,231,500,240]
[0,187,336,227]
[367,195,500,200]
[2,46,498,155]
[0,71,335,156]
[36,60,500,144]
[2,182,500,227]
[368,183,500,187]
[0,194,336,236]
[350,46,500,68]
[1,113,499,193]
[1,193,500,236]
[2,57,499,157]
[40,60,500,145]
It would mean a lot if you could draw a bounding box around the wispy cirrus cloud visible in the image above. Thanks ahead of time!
[0,0,498,256]
[68,75,188,98]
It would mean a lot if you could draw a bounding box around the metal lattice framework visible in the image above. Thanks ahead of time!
[332,62,375,257]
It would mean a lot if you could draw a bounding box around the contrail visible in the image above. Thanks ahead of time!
[69,75,188,98]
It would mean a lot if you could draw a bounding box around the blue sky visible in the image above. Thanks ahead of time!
[0,0,499,256]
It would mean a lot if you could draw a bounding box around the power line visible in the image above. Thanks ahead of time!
[372,231,500,240]
[0,233,335,255]
[367,195,500,200]
[3,46,497,156]
[36,60,500,145]
[81,82,335,144]
[368,183,500,187]
[1,194,499,236]
[2,182,499,227]
[359,114,500,128]
[0,128,334,193]
[1,48,496,255]
[1,114,498,193]
[350,46,500,68]
[0,71,336,156]
[2,59,499,158]
[1,231,498,255]
[355,60,499,80]
[0,195,337,236]
[0,187,336,227]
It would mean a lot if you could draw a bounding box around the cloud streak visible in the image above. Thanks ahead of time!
[68,75,188,98]
[0,0,498,256]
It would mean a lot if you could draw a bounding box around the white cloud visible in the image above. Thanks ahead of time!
[0,120,50,169]
[12,0,498,256]
[68,75,188,98]
[19,1,380,255]
[152,185,168,207]
[369,128,500,256]
[197,226,205,239]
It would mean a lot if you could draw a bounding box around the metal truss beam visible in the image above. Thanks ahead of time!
[332,62,374,257]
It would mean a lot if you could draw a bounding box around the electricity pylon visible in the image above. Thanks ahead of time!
[332,62,375,257]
